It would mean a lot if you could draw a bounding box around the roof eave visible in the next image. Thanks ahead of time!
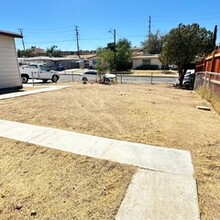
[0,30,23,38]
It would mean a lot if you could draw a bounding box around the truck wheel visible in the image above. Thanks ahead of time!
[52,75,58,82]
[82,77,88,82]
[22,75,28,83]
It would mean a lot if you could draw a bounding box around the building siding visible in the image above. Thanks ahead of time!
[132,55,162,69]
[0,35,22,90]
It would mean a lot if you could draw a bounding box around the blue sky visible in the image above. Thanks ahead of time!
[1,0,220,51]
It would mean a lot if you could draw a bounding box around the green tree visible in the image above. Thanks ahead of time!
[97,38,132,74]
[116,38,132,71]
[142,30,164,54]
[46,45,62,57]
[213,25,217,50]
[96,47,114,76]
[161,23,213,85]
[17,49,35,57]
[106,42,116,52]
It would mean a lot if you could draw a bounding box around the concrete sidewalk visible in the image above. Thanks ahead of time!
[0,120,200,219]
[0,85,70,100]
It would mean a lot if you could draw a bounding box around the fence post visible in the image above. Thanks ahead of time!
[32,72,34,86]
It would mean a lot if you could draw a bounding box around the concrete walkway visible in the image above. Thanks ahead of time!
[0,85,70,100]
[0,120,200,219]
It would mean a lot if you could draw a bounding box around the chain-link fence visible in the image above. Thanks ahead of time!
[194,71,220,93]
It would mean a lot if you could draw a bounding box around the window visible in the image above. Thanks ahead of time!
[84,71,97,75]
[40,65,49,71]
[143,59,151,65]
[28,65,37,69]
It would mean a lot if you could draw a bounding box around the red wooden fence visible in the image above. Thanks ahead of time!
[195,49,220,93]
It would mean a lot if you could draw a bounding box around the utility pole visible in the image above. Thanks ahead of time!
[18,28,26,56]
[148,16,151,37]
[113,29,116,71]
[75,26,80,58]
[109,29,117,70]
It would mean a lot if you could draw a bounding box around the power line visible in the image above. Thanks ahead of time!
[24,29,74,34]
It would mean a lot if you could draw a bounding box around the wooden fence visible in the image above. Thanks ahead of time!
[195,49,220,93]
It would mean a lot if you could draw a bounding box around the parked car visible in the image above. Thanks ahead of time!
[80,70,98,82]
[175,69,195,89]
[56,64,65,71]
[80,70,117,84]
[182,72,195,89]
[101,73,117,84]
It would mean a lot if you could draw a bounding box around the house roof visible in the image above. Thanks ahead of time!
[132,54,160,59]
[65,54,97,59]
[0,30,23,38]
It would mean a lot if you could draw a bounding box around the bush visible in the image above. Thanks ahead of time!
[135,64,159,70]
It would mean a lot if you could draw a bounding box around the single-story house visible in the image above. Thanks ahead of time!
[0,30,23,91]
[88,54,97,69]
[132,54,162,69]
[18,56,79,70]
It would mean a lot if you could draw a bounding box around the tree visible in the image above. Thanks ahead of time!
[106,42,116,52]
[161,23,214,86]
[17,49,35,57]
[97,38,132,74]
[116,38,132,71]
[142,30,164,54]
[46,45,62,57]
[96,47,114,76]
[213,25,217,49]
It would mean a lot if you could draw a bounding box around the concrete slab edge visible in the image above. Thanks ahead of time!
[116,168,200,220]
[0,119,194,175]
[0,85,71,100]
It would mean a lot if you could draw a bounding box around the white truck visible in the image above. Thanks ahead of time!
[19,63,59,83]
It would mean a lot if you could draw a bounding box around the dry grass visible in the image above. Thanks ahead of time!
[0,82,220,219]
[197,86,220,115]
[0,138,136,219]
[131,69,178,76]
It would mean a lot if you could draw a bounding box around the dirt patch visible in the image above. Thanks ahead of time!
[0,138,136,219]
[0,82,219,219]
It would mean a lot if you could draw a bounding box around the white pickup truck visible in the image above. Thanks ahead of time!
[19,63,60,83]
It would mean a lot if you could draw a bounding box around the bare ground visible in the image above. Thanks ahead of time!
[0,82,220,219]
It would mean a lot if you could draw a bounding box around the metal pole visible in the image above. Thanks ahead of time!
[18,28,26,56]
[151,72,153,84]
[113,29,116,71]
[32,72,34,86]
[75,26,80,58]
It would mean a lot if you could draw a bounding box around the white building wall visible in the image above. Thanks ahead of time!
[88,56,97,69]
[132,55,162,69]
[0,35,22,90]
[132,59,143,69]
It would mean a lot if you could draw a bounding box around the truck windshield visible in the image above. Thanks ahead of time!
[40,65,50,72]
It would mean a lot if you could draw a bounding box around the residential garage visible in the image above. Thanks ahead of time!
[0,30,23,91]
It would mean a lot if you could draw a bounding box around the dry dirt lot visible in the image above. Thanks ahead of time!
[0,82,220,219]
[0,138,135,219]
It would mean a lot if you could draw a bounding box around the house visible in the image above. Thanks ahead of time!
[0,30,23,91]
[132,54,162,69]
[18,56,79,70]
[88,54,97,69]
